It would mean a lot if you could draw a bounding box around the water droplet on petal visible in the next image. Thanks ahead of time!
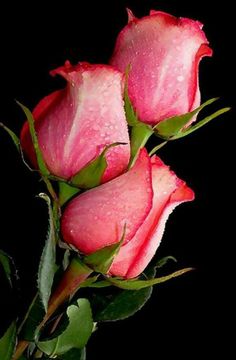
[177,75,184,82]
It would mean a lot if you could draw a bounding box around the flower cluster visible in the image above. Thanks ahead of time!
[20,9,215,278]
[0,9,229,360]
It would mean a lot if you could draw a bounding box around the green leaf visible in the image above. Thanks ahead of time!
[0,123,20,152]
[59,182,81,206]
[129,123,153,168]
[0,322,17,360]
[172,107,231,139]
[84,225,126,273]
[47,313,70,340]
[107,268,193,290]
[0,250,16,288]
[20,294,45,341]
[37,194,57,311]
[94,287,152,322]
[154,98,219,138]
[38,299,93,355]
[17,101,50,176]
[57,348,86,360]
[71,143,126,189]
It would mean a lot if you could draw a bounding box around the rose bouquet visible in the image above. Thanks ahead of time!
[0,9,229,360]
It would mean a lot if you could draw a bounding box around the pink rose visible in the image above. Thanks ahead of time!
[61,149,194,278]
[21,61,130,182]
[110,9,212,125]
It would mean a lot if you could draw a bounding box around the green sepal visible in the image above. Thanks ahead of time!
[154,98,219,138]
[84,225,126,274]
[17,101,50,176]
[124,80,154,166]
[155,255,177,269]
[71,143,126,189]
[79,276,99,288]
[172,107,231,139]
[59,182,81,206]
[149,141,168,156]
[37,194,57,311]
[106,267,193,290]
[0,122,20,152]
[129,123,153,168]
[38,299,93,356]
[124,65,139,126]
[0,321,17,360]
[85,280,112,288]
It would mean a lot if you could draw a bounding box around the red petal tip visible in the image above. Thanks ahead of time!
[126,8,136,23]
[196,20,204,29]
[149,9,159,16]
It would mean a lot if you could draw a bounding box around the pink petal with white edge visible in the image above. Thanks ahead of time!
[21,62,130,182]
[61,149,153,254]
[110,156,194,278]
[110,9,212,125]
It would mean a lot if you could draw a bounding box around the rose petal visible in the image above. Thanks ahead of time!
[110,10,212,125]
[61,149,153,254]
[21,62,130,181]
[110,156,194,278]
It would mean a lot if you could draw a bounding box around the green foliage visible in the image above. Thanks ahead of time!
[93,287,153,322]
[18,294,45,341]
[37,194,57,311]
[0,322,16,360]
[20,294,45,342]
[57,348,86,360]
[0,249,16,288]
[38,299,93,356]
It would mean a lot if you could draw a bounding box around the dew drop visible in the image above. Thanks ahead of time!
[177,75,184,82]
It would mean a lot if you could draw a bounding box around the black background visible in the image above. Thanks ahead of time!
[0,0,234,358]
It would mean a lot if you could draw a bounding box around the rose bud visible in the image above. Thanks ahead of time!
[21,61,130,182]
[61,149,194,278]
[110,9,212,125]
